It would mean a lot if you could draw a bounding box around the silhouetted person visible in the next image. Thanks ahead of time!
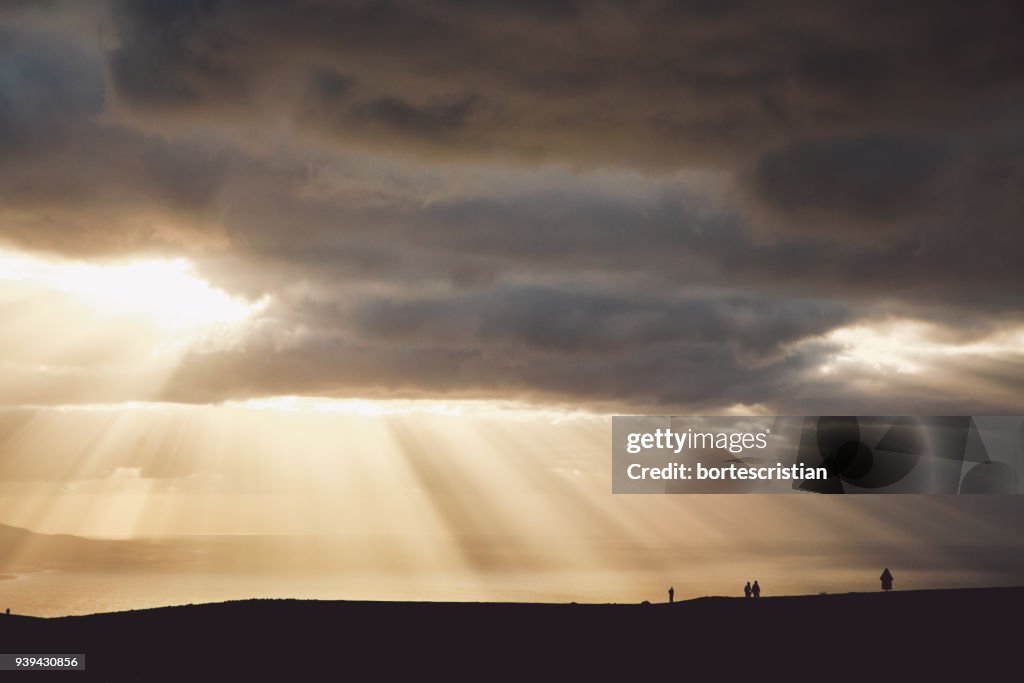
[668,586,674,603]
[752,580,761,598]
[880,567,894,591]
[744,582,752,599]
[4,608,8,615]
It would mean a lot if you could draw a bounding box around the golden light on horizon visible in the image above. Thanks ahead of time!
[0,395,989,608]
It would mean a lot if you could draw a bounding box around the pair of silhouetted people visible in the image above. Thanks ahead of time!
[880,568,894,591]
[744,581,761,598]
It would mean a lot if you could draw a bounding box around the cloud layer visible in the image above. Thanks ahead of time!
[1,0,1023,411]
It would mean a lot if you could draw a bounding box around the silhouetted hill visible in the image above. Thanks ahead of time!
[0,587,1018,680]
[0,524,143,572]
[0,524,101,567]
[0,523,92,551]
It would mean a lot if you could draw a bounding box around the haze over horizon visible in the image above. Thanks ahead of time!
[1,1,1023,608]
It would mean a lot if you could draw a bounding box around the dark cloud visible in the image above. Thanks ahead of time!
[97,0,1024,256]
[108,0,256,110]
[0,1,1022,412]
[744,136,951,228]
[351,95,478,139]
[0,23,251,253]
[158,333,804,410]
[156,317,1024,415]
[0,25,103,149]
[102,1,1024,163]
[353,287,848,358]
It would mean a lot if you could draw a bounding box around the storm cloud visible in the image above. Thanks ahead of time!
[1,0,1023,411]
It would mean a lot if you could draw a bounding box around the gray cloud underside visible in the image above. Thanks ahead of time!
[1,0,1023,410]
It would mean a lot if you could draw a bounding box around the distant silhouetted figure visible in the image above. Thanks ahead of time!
[880,567,894,591]
[4,608,8,615]
[668,586,675,603]
[744,582,752,599]
[752,581,761,599]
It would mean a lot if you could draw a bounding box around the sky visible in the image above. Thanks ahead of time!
[0,1,1023,598]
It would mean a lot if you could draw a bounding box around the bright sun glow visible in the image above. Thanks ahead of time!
[817,319,1024,375]
[0,250,267,333]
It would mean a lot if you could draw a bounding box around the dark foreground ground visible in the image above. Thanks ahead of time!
[0,587,1019,681]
